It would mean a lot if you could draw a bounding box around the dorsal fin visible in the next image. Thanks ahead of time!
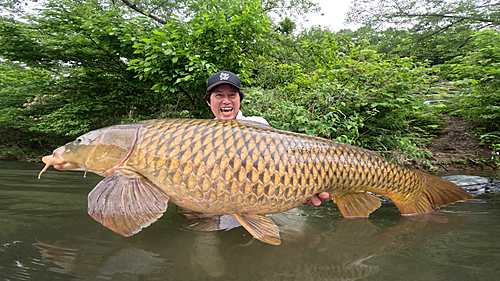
[88,171,170,236]
[232,214,281,245]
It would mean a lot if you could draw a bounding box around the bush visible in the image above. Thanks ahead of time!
[244,34,436,165]
[438,29,500,165]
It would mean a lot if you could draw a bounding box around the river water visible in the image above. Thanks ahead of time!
[1,160,499,280]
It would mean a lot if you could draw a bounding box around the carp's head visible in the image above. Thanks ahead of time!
[39,124,141,178]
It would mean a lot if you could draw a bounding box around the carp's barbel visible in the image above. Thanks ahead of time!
[39,119,473,245]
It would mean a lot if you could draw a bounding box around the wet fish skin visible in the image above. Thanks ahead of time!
[40,119,473,245]
[128,119,414,214]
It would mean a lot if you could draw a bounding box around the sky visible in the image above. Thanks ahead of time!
[301,0,359,31]
[2,0,359,31]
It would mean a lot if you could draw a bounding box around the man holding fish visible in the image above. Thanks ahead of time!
[204,70,330,206]
[39,70,473,245]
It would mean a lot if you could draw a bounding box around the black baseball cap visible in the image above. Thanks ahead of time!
[206,71,242,92]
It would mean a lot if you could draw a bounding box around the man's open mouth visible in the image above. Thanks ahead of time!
[220,107,233,113]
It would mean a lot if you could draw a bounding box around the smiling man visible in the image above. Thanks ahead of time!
[204,70,269,125]
[204,70,329,206]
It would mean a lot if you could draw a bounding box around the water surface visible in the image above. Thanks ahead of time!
[1,160,499,280]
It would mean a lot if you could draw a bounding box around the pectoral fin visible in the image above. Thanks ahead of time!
[332,192,382,218]
[232,214,281,245]
[88,171,170,236]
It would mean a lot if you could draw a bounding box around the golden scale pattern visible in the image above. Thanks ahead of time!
[127,119,424,214]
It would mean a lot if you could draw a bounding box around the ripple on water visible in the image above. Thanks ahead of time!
[1,160,500,280]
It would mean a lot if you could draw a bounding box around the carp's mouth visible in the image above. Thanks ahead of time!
[38,147,84,179]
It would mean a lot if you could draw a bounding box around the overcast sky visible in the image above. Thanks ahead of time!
[301,0,359,31]
[2,1,359,31]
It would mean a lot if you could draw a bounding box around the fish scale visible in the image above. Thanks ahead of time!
[40,118,473,245]
[125,119,418,214]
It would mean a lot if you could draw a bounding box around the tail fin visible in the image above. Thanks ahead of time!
[395,172,474,215]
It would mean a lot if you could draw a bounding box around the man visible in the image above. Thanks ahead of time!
[205,71,329,206]
[205,70,269,125]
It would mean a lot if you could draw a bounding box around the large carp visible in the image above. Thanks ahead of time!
[39,119,473,245]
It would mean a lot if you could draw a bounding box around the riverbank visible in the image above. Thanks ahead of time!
[2,115,498,172]
[409,115,499,172]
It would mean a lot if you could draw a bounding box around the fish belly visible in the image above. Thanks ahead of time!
[126,119,423,215]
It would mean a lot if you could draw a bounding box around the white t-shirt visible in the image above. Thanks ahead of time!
[235,110,270,126]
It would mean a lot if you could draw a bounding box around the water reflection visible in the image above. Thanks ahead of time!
[1,160,499,280]
[34,240,169,279]
[31,209,469,280]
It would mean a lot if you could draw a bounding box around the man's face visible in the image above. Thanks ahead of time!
[207,84,240,120]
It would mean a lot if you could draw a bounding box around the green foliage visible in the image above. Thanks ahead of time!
[2,0,494,170]
[0,0,160,129]
[244,32,436,164]
[128,0,271,118]
[252,28,362,86]
[0,61,65,159]
[438,29,500,156]
[492,143,500,166]
[477,132,500,166]
[278,17,296,34]
[0,0,160,159]
[0,0,321,160]
[346,0,500,62]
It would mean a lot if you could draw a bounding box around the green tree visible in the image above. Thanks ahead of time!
[127,0,274,118]
[346,0,500,61]
[0,61,60,159]
[0,0,163,161]
[245,31,436,165]
[0,0,320,159]
[0,0,450,168]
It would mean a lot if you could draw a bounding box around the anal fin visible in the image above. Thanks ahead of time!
[232,214,281,245]
[88,171,170,237]
[394,194,434,215]
[332,192,382,218]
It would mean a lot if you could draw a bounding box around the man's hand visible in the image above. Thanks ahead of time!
[304,191,330,206]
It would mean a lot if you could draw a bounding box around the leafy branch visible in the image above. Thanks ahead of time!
[121,0,168,25]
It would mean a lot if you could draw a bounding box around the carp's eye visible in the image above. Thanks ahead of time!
[76,137,84,143]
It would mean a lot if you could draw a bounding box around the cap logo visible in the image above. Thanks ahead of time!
[219,72,230,81]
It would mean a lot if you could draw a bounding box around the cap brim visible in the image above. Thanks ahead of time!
[207,81,242,92]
